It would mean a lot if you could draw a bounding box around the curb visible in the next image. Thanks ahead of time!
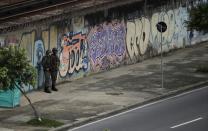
[50,80,208,131]
[0,128,14,131]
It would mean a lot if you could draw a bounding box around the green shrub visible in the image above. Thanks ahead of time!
[0,46,37,90]
[186,3,208,33]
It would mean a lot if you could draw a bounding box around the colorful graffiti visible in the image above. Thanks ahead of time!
[126,7,189,60]
[87,20,126,72]
[59,32,88,77]
[0,0,207,89]
[33,40,45,88]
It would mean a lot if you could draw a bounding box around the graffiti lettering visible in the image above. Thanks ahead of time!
[126,17,150,60]
[126,7,189,60]
[59,32,88,77]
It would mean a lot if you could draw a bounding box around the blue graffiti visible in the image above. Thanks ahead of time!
[88,23,126,63]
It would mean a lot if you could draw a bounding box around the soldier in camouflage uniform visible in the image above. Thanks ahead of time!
[42,49,52,93]
[50,48,60,91]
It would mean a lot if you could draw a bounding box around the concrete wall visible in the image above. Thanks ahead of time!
[0,0,208,90]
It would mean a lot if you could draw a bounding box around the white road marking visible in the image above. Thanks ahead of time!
[67,86,208,131]
[171,117,203,129]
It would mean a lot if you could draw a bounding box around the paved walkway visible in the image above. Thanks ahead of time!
[0,42,208,131]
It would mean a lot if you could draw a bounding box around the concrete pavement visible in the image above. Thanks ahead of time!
[0,42,208,131]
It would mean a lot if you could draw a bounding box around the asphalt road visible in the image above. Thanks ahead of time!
[68,86,208,131]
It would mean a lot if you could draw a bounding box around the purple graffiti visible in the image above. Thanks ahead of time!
[87,20,126,71]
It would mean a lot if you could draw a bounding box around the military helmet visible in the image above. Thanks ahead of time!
[46,49,51,55]
[52,48,58,53]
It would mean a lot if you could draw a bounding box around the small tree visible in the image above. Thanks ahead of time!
[0,46,41,121]
[187,3,208,33]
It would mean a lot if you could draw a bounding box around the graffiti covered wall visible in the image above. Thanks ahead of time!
[58,16,90,80]
[87,20,126,72]
[126,7,190,62]
[0,0,207,90]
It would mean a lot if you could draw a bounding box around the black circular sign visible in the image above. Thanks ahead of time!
[156,22,167,33]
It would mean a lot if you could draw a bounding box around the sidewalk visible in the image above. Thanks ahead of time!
[1,42,208,131]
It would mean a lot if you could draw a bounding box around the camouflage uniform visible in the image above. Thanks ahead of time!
[51,48,60,91]
[42,50,52,93]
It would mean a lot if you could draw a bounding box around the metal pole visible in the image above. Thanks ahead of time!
[160,25,164,89]
[159,0,164,89]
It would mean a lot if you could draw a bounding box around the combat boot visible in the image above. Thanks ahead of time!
[52,81,58,91]
[44,87,51,93]
[52,86,58,91]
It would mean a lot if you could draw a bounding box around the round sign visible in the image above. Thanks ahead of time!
[156,22,167,33]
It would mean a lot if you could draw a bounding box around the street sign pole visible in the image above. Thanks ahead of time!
[156,22,167,89]
[160,25,163,89]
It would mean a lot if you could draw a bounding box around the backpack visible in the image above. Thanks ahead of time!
[51,54,60,71]
[42,55,51,70]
